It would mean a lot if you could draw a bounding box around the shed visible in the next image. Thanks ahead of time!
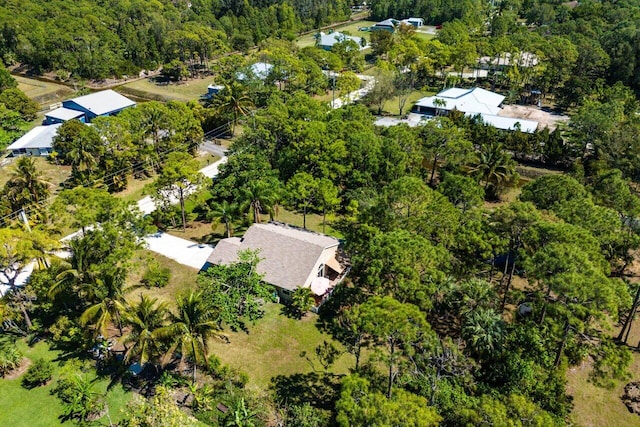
[44,107,85,125]
[371,19,399,32]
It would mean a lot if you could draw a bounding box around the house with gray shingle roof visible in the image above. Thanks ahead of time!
[206,222,347,307]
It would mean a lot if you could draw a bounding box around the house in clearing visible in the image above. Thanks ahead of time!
[371,17,424,32]
[236,62,273,82]
[5,123,62,157]
[317,31,367,51]
[206,222,348,309]
[44,89,136,125]
[411,87,539,133]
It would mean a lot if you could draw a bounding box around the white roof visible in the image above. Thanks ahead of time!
[6,124,62,150]
[318,32,366,49]
[375,19,398,27]
[478,52,539,68]
[66,90,136,116]
[415,87,505,116]
[45,107,85,121]
[207,84,224,90]
[469,113,538,133]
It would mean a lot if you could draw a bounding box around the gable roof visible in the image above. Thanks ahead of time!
[318,32,366,49]
[45,107,85,121]
[6,123,62,150]
[414,87,505,115]
[374,18,399,28]
[206,223,339,291]
[64,90,136,116]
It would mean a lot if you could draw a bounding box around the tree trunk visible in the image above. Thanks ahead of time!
[387,341,395,399]
[180,191,186,232]
[554,320,570,368]
[618,285,640,343]
[501,250,517,312]
[225,220,231,238]
[20,303,32,330]
[322,207,326,234]
[303,204,307,229]
[539,284,552,325]
[429,154,439,187]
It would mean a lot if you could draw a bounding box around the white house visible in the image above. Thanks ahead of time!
[317,31,367,51]
[5,123,62,157]
[206,222,347,307]
[237,62,273,81]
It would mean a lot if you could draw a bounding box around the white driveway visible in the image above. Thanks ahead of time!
[144,232,213,270]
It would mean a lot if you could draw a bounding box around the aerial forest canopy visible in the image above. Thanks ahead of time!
[0,0,350,79]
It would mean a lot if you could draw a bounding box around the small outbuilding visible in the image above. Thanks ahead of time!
[371,18,399,32]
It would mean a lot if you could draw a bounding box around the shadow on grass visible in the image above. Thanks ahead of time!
[270,372,343,411]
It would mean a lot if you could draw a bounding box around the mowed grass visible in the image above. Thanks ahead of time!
[380,89,435,116]
[567,352,640,427]
[0,157,71,192]
[296,21,377,48]
[0,340,131,427]
[208,302,354,389]
[15,75,74,107]
[127,249,200,306]
[118,77,214,102]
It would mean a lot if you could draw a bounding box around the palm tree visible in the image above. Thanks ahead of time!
[212,82,254,135]
[80,267,127,337]
[4,156,50,211]
[120,295,170,366]
[468,141,516,200]
[68,137,98,184]
[210,200,237,238]
[461,307,505,360]
[51,236,97,298]
[240,181,278,224]
[156,290,225,382]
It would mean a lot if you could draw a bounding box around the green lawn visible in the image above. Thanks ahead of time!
[208,302,353,389]
[118,77,214,102]
[0,157,71,192]
[0,340,132,427]
[381,89,435,116]
[127,249,200,306]
[15,75,75,108]
[296,21,377,48]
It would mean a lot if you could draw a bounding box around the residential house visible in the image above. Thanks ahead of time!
[409,87,539,133]
[237,62,273,81]
[317,31,367,51]
[5,123,62,157]
[45,90,136,125]
[402,17,424,28]
[477,52,540,71]
[371,18,399,32]
[206,222,348,309]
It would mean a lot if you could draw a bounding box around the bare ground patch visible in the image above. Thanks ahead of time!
[499,104,569,130]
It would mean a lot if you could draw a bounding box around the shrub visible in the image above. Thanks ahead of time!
[0,343,22,377]
[22,358,53,388]
[141,260,171,288]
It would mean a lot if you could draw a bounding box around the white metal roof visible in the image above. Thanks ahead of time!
[6,124,62,150]
[414,87,505,116]
[65,89,136,116]
[469,113,538,133]
[45,107,85,121]
[318,32,366,49]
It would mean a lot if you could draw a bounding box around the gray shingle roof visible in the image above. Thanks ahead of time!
[206,223,339,291]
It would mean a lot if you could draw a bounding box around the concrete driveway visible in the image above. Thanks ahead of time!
[144,232,213,270]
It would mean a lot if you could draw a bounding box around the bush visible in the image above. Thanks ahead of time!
[22,358,53,388]
[141,260,171,288]
[0,340,22,377]
[49,315,86,350]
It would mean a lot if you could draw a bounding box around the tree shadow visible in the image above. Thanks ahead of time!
[280,303,304,320]
[270,372,343,411]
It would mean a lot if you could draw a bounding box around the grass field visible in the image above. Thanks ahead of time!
[14,76,74,107]
[118,77,214,102]
[380,89,435,116]
[0,157,71,192]
[208,302,353,389]
[296,21,377,48]
[0,340,131,427]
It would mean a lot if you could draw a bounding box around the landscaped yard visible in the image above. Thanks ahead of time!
[295,20,377,48]
[14,75,75,108]
[0,340,132,427]
[207,302,353,389]
[0,157,71,192]
[118,77,215,102]
[380,89,435,116]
